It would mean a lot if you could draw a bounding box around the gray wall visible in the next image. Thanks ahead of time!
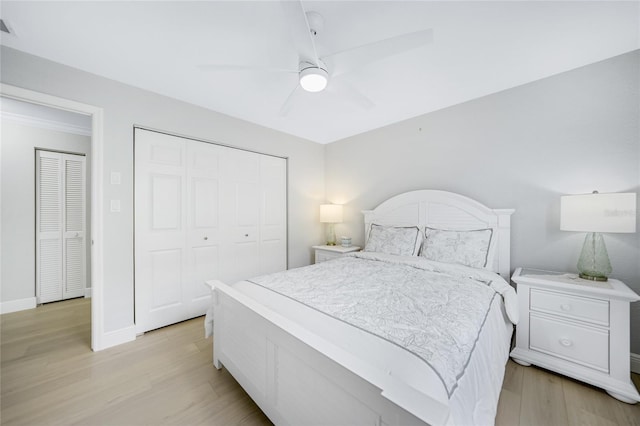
[1,46,325,333]
[326,51,640,353]
[1,120,92,302]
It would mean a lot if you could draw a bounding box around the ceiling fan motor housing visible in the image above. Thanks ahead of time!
[299,61,328,92]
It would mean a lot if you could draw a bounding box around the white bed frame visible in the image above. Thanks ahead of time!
[207,190,514,426]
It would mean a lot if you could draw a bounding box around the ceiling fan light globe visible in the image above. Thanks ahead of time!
[299,67,328,92]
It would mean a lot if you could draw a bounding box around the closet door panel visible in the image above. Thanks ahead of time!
[191,246,218,296]
[260,156,287,274]
[62,155,86,299]
[135,129,188,333]
[38,240,63,303]
[64,239,85,298]
[36,151,63,303]
[236,182,260,227]
[186,142,220,317]
[220,148,260,284]
[232,237,261,281]
[150,249,183,309]
[192,178,218,229]
[188,176,219,310]
[151,174,182,230]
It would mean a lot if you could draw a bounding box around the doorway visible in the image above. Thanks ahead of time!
[1,84,105,350]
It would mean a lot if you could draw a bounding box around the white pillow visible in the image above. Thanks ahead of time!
[364,224,421,256]
[420,227,493,268]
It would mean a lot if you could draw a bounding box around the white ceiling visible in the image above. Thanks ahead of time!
[1,1,638,144]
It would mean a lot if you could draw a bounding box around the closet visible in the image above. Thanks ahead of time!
[134,128,287,333]
[36,150,87,303]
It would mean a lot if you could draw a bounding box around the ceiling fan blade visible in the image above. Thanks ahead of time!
[330,79,375,110]
[280,0,320,66]
[198,64,297,73]
[325,29,433,77]
[278,84,301,117]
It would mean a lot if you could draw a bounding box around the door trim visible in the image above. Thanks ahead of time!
[1,83,107,351]
[133,125,288,160]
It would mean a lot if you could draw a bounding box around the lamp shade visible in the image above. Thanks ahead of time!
[319,204,343,223]
[560,192,636,233]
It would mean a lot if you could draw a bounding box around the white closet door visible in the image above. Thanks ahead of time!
[259,155,287,274]
[134,130,188,333]
[135,128,287,333]
[36,150,86,303]
[185,141,219,318]
[36,151,63,304]
[63,155,86,299]
[219,148,261,284]
[219,150,287,283]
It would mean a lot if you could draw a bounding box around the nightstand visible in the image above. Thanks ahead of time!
[510,267,640,403]
[312,245,360,263]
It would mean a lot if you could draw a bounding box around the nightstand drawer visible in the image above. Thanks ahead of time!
[530,289,609,326]
[529,313,609,372]
[313,245,361,264]
[315,251,340,263]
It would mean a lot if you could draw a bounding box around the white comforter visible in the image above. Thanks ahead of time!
[246,252,518,396]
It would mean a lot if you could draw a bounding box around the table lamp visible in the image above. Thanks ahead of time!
[320,204,343,246]
[560,191,636,281]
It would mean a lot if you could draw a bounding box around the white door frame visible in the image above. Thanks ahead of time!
[1,83,106,351]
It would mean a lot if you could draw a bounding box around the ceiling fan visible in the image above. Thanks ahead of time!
[199,1,433,115]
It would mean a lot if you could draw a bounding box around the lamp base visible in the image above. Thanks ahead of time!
[578,272,608,282]
[325,223,337,246]
[577,232,611,282]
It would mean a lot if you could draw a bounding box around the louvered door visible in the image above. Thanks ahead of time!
[62,155,86,299]
[36,151,63,303]
[36,150,86,304]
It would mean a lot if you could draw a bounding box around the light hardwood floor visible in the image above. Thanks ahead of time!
[1,298,639,425]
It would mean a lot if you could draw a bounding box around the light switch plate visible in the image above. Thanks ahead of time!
[110,171,121,185]
[110,200,121,212]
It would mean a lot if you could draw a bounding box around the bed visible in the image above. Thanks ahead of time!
[206,190,516,425]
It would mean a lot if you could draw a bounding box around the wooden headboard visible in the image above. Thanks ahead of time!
[362,190,515,279]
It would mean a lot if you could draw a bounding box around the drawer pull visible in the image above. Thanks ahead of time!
[559,338,573,347]
[560,304,572,311]
[204,236,208,240]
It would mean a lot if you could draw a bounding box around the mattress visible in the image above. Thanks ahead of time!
[229,253,516,425]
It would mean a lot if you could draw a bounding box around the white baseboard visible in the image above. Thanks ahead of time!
[631,353,640,375]
[0,297,37,314]
[94,325,136,351]
[84,288,92,298]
